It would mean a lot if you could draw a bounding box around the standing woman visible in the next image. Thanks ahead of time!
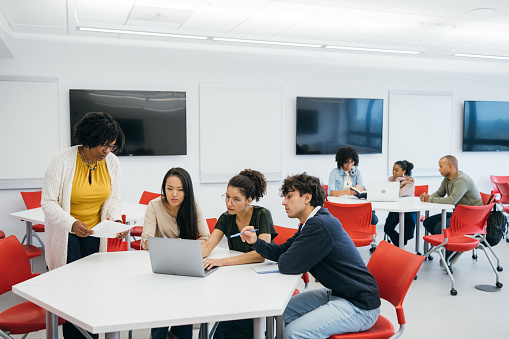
[41,112,125,339]
[328,147,378,225]
[202,169,277,339]
[141,167,210,339]
[383,160,416,247]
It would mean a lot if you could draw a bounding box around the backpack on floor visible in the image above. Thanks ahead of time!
[485,195,508,247]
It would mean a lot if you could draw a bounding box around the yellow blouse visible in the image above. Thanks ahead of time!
[70,153,111,229]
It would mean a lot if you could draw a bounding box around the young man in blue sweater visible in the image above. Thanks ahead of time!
[240,173,380,339]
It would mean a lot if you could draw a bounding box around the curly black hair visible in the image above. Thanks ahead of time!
[279,172,326,208]
[335,147,359,169]
[394,160,414,177]
[73,112,125,152]
[228,169,267,202]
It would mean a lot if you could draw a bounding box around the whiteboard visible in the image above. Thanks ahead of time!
[0,77,59,189]
[199,84,282,183]
[388,91,452,177]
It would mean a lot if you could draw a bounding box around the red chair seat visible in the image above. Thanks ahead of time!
[346,231,373,247]
[107,240,128,252]
[131,239,141,250]
[130,226,143,237]
[423,234,480,252]
[328,315,394,339]
[0,301,65,334]
[32,224,45,232]
[21,244,42,259]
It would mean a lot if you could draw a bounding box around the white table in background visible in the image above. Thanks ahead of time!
[9,202,147,249]
[327,196,454,252]
[12,247,299,339]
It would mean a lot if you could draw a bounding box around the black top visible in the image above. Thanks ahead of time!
[252,207,380,310]
[215,205,277,253]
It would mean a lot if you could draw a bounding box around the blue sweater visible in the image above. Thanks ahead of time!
[252,207,380,310]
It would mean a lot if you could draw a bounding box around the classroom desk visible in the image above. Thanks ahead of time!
[327,196,454,252]
[12,247,300,339]
[9,202,147,256]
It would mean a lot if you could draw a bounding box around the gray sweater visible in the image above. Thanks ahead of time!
[429,171,482,207]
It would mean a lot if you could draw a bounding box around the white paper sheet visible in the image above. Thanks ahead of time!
[90,220,131,238]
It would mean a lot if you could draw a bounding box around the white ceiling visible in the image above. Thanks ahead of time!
[2,0,509,59]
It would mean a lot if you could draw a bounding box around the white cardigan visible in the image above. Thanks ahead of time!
[41,146,122,270]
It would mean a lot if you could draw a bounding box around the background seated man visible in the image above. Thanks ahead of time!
[420,155,482,235]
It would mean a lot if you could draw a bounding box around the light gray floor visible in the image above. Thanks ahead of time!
[2,225,508,339]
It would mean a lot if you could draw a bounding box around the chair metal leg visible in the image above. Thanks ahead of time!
[478,244,503,287]
[0,330,13,339]
[33,231,45,250]
[437,249,457,295]
[482,240,503,271]
[275,315,284,339]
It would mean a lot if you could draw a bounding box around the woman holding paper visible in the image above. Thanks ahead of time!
[41,112,125,339]
[141,167,209,339]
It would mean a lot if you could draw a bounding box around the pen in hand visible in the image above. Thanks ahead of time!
[230,229,259,238]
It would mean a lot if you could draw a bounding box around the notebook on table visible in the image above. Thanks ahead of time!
[147,237,219,277]
[367,182,400,202]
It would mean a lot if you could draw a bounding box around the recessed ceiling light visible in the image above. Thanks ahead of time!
[325,45,420,55]
[455,53,509,60]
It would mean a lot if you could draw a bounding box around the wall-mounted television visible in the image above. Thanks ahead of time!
[70,90,186,156]
[296,97,383,155]
[463,100,509,152]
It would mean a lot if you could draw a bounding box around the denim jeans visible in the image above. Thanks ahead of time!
[423,212,453,235]
[63,234,101,339]
[384,211,416,247]
[283,288,379,339]
[151,325,193,339]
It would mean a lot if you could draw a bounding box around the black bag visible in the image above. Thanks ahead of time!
[485,195,508,247]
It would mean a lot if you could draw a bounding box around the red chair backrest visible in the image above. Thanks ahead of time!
[0,236,37,295]
[273,225,298,245]
[206,218,217,234]
[368,241,424,324]
[139,191,160,205]
[20,191,42,210]
[480,192,494,205]
[324,201,375,235]
[493,181,509,204]
[490,175,509,195]
[322,185,328,196]
[414,185,428,197]
[448,204,494,237]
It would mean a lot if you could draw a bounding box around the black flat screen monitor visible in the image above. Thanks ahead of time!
[296,97,383,155]
[463,100,509,152]
[70,90,186,156]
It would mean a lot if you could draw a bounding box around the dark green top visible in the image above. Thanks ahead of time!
[215,205,277,253]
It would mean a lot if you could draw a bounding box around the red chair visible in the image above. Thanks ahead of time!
[323,185,329,197]
[324,201,377,252]
[490,175,509,196]
[0,236,65,337]
[327,241,424,339]
[0,230,4,239]
[206,218,217,234]
[130,191,160,247]
[20,191,45,249]
[423,204,502,295]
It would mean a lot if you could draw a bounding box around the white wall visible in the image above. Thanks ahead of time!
[1,34,509,240]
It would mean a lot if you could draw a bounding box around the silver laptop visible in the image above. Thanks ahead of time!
[147,237,219,277]
[367,182,400,202]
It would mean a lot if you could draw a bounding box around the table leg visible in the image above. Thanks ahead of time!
[398,212,405,249]
[46,311,58,339]
[25,220,33,245]
[275,315,284,339]
[440,209,447,257]
[415,211,421,254]
[127,228,131,250]
[105,332,120,339]
[199,323,209,339]
[253,317,265,339]
[266,316,274,339]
